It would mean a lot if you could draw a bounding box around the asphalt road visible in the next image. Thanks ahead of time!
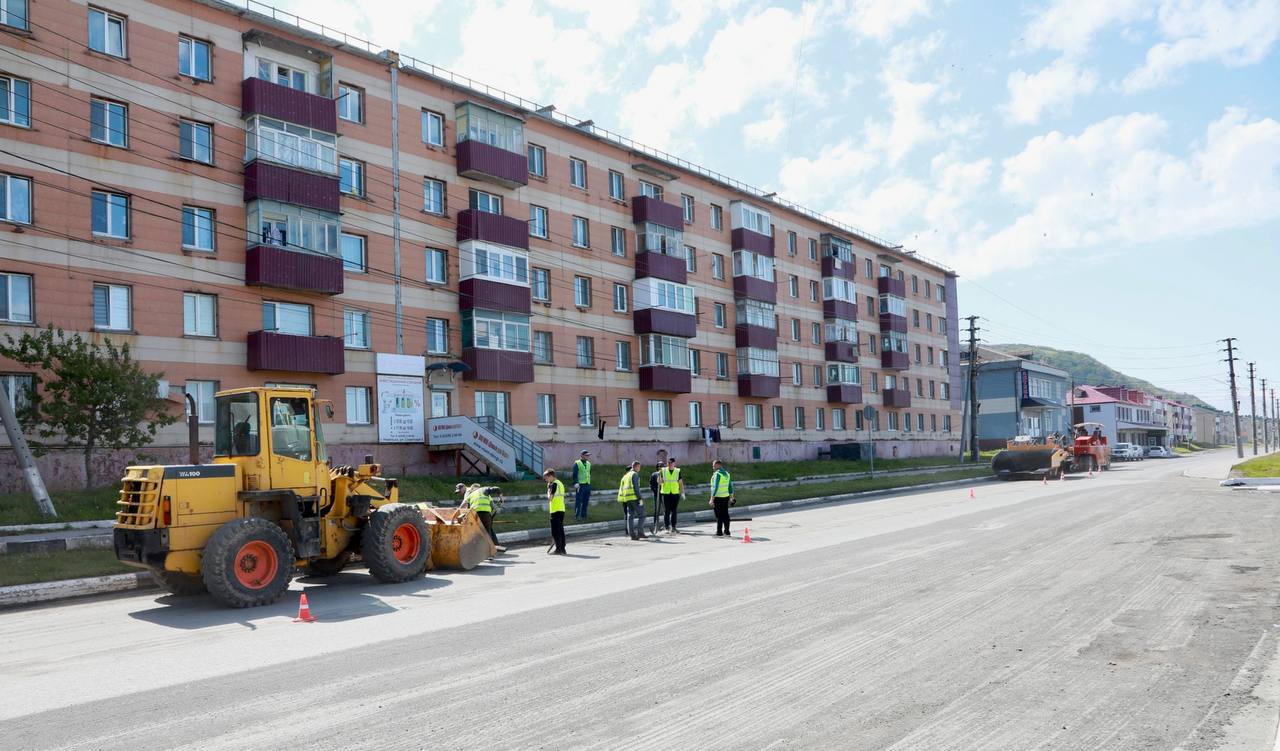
[4,451,1279,750]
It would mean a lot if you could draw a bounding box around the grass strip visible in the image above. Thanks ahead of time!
[1232,452,1280,478]
[0,548,136,587]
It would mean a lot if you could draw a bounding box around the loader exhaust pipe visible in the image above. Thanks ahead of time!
[183,393,200,465]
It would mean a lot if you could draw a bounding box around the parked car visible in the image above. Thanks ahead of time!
[1113,443,1144,461]
[1147,445,1174,458]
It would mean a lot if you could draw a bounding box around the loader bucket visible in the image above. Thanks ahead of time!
[413,504,496,571]
[991,448,1059,479]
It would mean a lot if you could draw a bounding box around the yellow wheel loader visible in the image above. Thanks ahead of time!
[112,386,495,608]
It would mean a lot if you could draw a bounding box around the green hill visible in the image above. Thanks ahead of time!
[989,344,1220,412]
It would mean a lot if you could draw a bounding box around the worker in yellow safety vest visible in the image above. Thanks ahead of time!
[659,457,686,533]
[457,483,502,549]
[708,460,735,537]
[543,468,567,555]
[572,450,593,519]
[617,461,647,541]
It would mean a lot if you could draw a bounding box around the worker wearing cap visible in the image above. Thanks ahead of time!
[660,457,685,533]
[572,450,593,520]
[709,460,735,537]
[544,469,567,555]
[617,461,647,541]
[459,483,501,548]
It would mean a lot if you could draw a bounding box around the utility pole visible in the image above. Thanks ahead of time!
[1223,338,1243,459]
[1262,377,1270,453]
[965,315,980,463]
[0,388,55,517]
[1248,362,1258,455]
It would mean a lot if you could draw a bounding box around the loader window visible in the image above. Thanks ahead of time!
[270,397,312,461]
[214,393,260,457]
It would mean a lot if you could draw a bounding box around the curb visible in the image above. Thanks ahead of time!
[0,520,114,534]
[0,534,115,555]
[0,572,157,610]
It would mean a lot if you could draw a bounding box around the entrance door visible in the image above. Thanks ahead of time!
[430,391,450,418]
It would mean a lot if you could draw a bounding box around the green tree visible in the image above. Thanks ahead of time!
[0,326,179,489]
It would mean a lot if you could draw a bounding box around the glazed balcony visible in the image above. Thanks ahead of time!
[634,252,687,284]
[243,161,340,214]
[639,365,692,394]
[456,139,528,189]
[881,350,909,370]
[821,255,856,281]
[827,384,864,404]
[633,308,697,338]
[883,388,911,408]
[240,77,336,133]
[244,245,343,296]
[459,278,531,315]
[733,275,776,304]
[462,348,534,383]
[735,324,776,349]
[879,313,907,333]
[731,227,774,256]
[246,331,344,375]
[737,374,780,399]
[825,341,858,362]
[877,276,905,296]
[456,209,529,251]
[823,299,857,320]
[631,195,684,228]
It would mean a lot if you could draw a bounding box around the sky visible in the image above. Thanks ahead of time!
[269,0,1280,412]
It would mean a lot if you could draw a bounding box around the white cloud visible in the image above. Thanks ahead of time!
[742,105,788,149]
[842,0,933,40]
[1004,58,1099,125]
[778,140,879,204]
[1023,0,1152,55]
[1123,0,1280,91]
[270,0,441,51]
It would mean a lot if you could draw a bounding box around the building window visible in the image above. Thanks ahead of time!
[711,253,725,280]
[184,380,217,424]
[92,283,130,330]
[713,302,726,328]
[422,110,444,146]
[813,364,823,385]
[787,231,797,255]
[468,392,508,421]
[343,310,372,348]
[772,405,784,429]
[537,394,556,426]
[527,143,546,176]
[912,309,920,328]
[927,347,935,366]
[931,413,938,431]
[174,205,216,252]
[344,386,371,425]
[816,408,825,431]
[685,245,697,273]
[529,205,549,239]
[88,7,126,57]
[425,248,447,284]
[91,190,128,238]
[339,157,365,197]
[469,189,502,215]
[888,412,899,431]
[615,341,632,371]
[182,292,216,337]
[689,401,702,428]
[611,226,626,257]
[639,334,689,369]
[941,350,949,367]
[569,157,587,189]
[90,98,127,147]
[904,412,912,432]
[532,330,552,364]
[911,275,919,294]
[833,408,846,431]
[939,317,947,334]
[918,413,926,431]
[0,272,32,323]
[811,322,821,345]
[689,348,701,375]
[745,404,762,429]
[788,275,799,298]
[794,407,806,430]
[339,233,366,272]
[792,362,802,386]
[462,310,530,352]
[245,116,336,174]
[618,398,633,428]
[715,352,729,378]
[256,58,307,91]
[423,178,445,214]
[929,380,936,398]
[648,399,672,428]
[337,83,363,122]
[579,396,597,427]
[0,76,30,128]
[608,170,625,200]
[717,402,731,427]
[808,280,819,303]
[925,280,932,298]
[0,0,28,30]
[710,204,723,230]
[426,318,448,354]
[574,276,592,308]
[572,216,590,248]
[809,238,818,260]
[531,267,550,302]
[941,382,950,399]
[926,313,933,331]
[640,180,663,199]
[612,283,629,313]
[681,194,694,223]
[576,336,595,367]
[262,301,311,336]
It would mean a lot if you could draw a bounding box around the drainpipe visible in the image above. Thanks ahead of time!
[382,50,404,354]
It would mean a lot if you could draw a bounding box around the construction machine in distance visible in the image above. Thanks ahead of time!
[113,386,495,608]
[990,422,1112,480]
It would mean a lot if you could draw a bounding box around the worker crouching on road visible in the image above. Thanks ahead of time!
[708,460,735,537]
[618,461,648,541]
[544,469,568,555]
[572,450,593,519]
[660,457,685,533]
[457,483,503,550]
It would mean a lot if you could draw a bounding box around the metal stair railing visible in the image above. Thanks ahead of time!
[475,416,544,475]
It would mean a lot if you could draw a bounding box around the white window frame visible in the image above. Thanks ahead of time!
[579,395,597,427]
[182,292,216,337]
[736,347,780,377]
[711,253,725,280]
[90,98,127,147]
[256,58,308,91]
[714,302,726,328]
[469,189,503,215]
[574,276,592,308]
[576,336,595,367]
[0,0,29,30]
[615,340,632,372]
[531,267,550,302]
[0,75,30,128]
[608,170,624,200]
[611,226,626,257]
[426,317,449,355]
[0,272,33,323]
[88,7,126,57]
[717,402,730,427]
[640,180,663,199]
[537,394,556,426]
[532,330,552,364]
[464,310,530,352]
[633,278,695,315]
[647,399,671,429]
[710,204,723,230]
[339,157,365,197]
[426,248,447,284]
[181,205,215,251]
[179,119,213,164]
[529,205,549,239]
[92,282,131,331]
[423,177,445,214]
[618,398,633,429]
[571,216,590,248]
[612,283,628,313]
[337,83,363,123]
[569,157,587,189]
[735,298,775,329]
[343,309,371,349]
[688,401,702,428]
[794,407,806,431]
[745,404,762,430]
[639,334,689,369]
[422,110,444,147]
[681,194,694,223]
[459,241,529,285]
[262,300,311,336]
[340,233,366,273]
[184,380,218,424]
[715,352,728,378]
[732,250,774,281]
[527,143,546,176]
[345,386,372,425]
[244,115,337,175]
[91,190,129,238]
[792,362,802,386]
[474,391,510,422]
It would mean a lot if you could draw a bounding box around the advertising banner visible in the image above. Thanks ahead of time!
[376,374,425,443]
[426,416,517,476]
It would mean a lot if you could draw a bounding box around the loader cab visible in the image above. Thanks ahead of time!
[213,387,328,495]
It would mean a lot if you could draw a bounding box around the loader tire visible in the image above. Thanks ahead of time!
[154,569,207,596]
[202,517,294,608]
[363,503,430,583]
[305,550,353,577]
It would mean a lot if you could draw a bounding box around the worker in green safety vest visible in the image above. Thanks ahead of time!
[708,460,735,537]
[571,450,593,520]
[457,482,501,548]
[617,460,647,540]
[659,457,686,533]
[543,468,567,555]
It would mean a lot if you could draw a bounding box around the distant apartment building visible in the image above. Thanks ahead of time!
[0,0,962,486]
[961,347,1069,448]
[1070,385,1170,447]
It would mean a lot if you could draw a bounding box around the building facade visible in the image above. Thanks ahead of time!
[963,347,1069,448]
[0,0,961,488]
[1070,385,1169,447]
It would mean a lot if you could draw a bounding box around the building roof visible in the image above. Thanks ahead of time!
[1069,385,1119,405]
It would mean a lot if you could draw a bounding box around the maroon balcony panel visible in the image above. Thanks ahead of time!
[881,351,909,370]
[462,348,534,383]
[639,365,692,393]
[456,209,530,251]
[631,195,684,228]
[244,161,340,214]
[825,341,859,362]
[245,245,343,296]
[877,276,906,296]
[634,252,687,284]
[738,374,780,399]
[633,308,697,338]
[823,299,858,320]
[241,77,336,133]
[735,324,776,349]
[246,331,344,375]
[883,388,912,408]
[879,313,907,333]
[733,275,777,304]
[827,384,864,404]
[821,256,857,281]
[459,278,531,315]
[456,139,529,189]
[731,227,774,256]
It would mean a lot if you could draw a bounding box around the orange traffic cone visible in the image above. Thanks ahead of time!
[294,592,316,623]
[1042,475,1047,485]
[968,488,975,499]
[742,527,752,544]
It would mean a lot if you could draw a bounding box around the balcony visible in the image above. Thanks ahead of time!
[240,77,336,133]
[731,227,774,256]
[633,308,697,338]
[883,388,911,408]
[827,384,864,404]
[245,245,343,296]
[821,255,856,281]
[823,299,857,320]
[456,209,529,251]
[881,351,909,370]
[733,275,776,304]
[825,341,858,362]
[738,374,780,399]
[879,313,907,333]
[877,276,906,296]
[456,139,529,189]
[639,365,692,393]
[459,278,531,315]
[246,331,344,375]
[243,161,340,214]
[634,252,687,284]
[631,195,684,228]
[462,348,534,383]
[735,324,776,349]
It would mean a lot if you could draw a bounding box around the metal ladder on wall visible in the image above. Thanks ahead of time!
[475,415,544,476]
